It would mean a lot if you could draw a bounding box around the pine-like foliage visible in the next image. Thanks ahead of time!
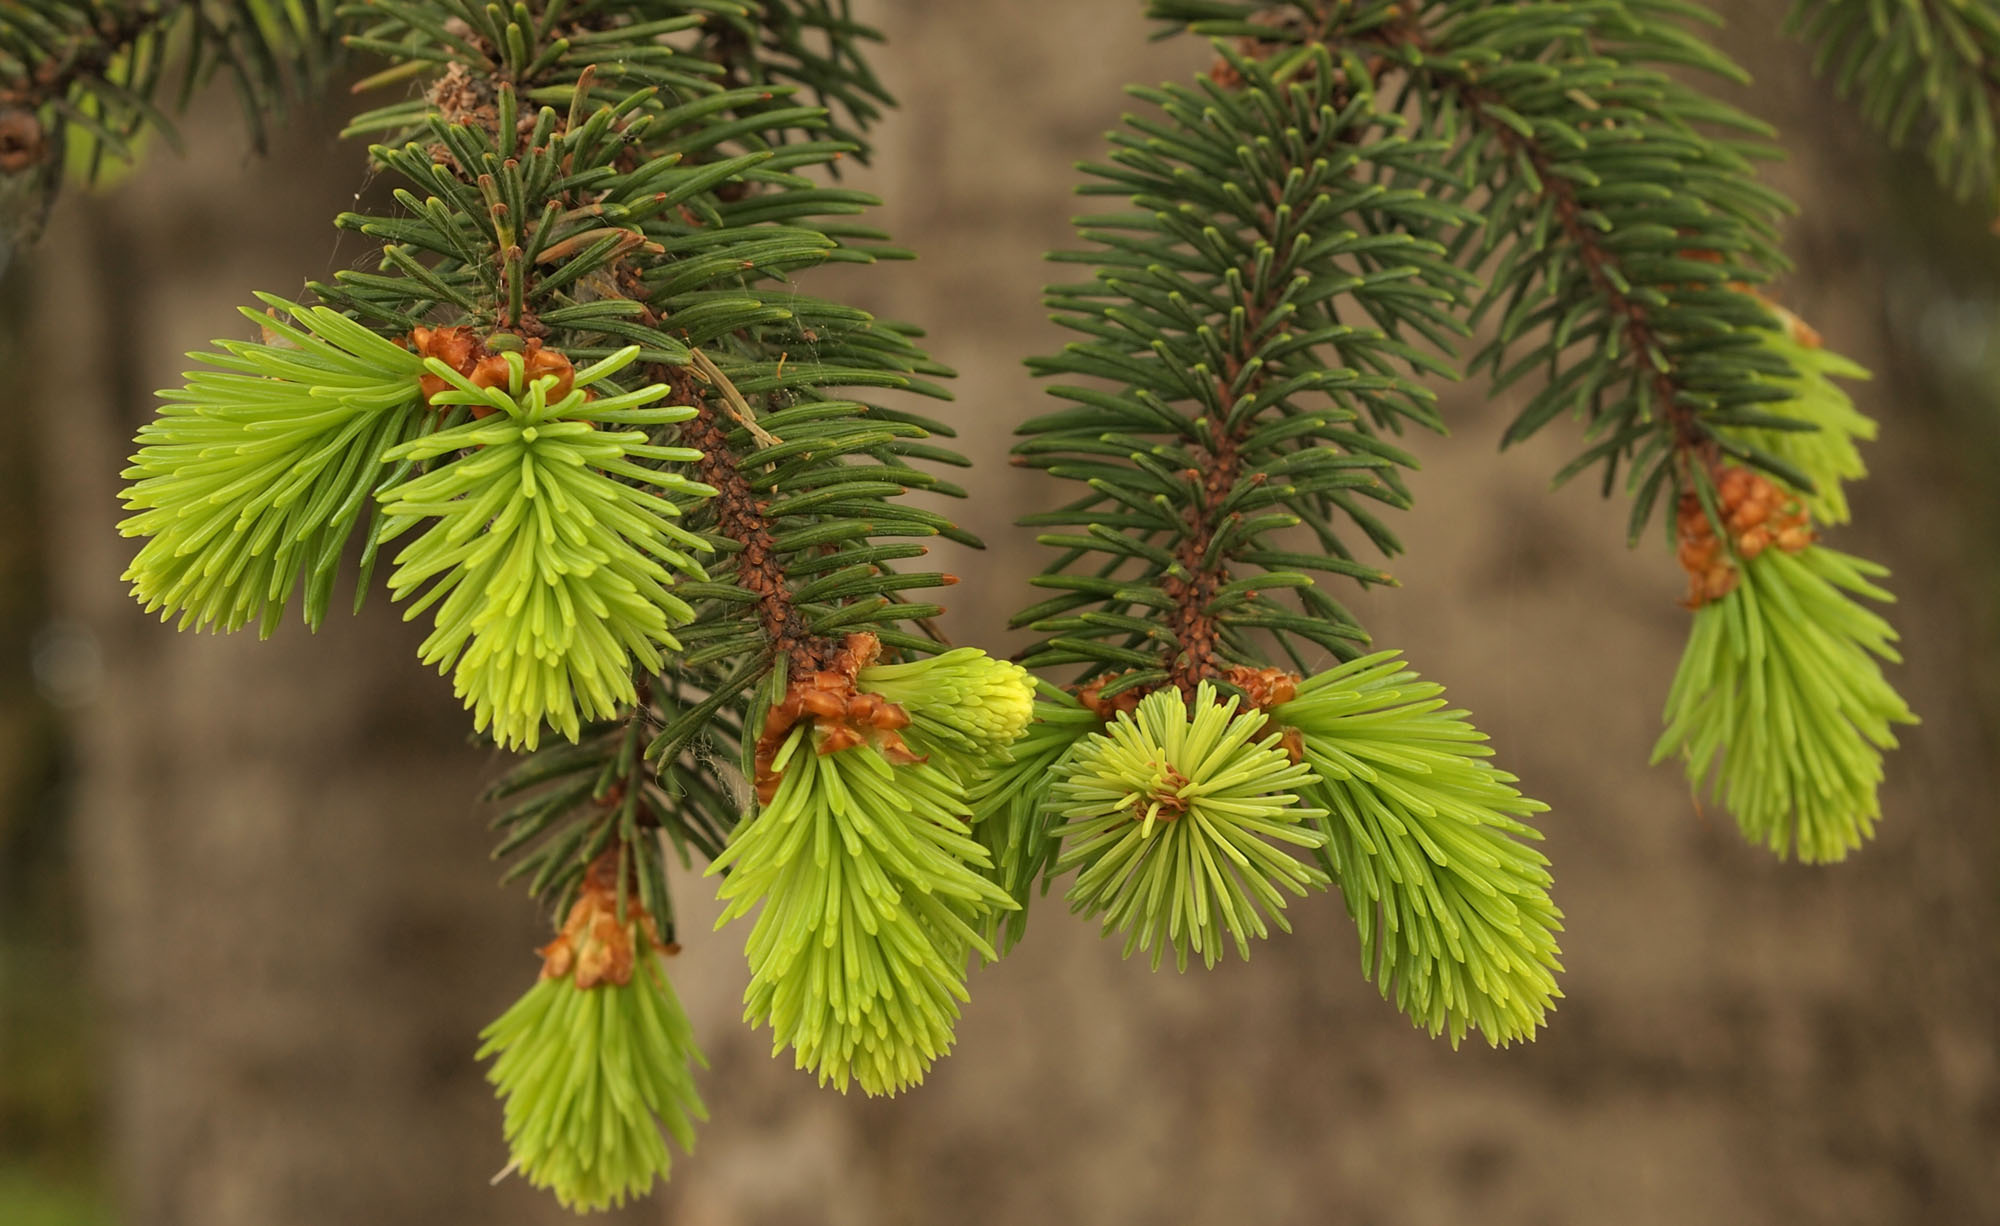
[1785,0,2000,206]
[1010,13,1561,1049]
[120,297,430,635]
[1053,684,1329,971]
[0,0,337,213]
[1158,1,1793,526]
[22,0,1974,1210]
[101,0,1002,1150]
[1148,2,1916,858]
[1656,543,1917,862]
[708,724,1015,1095]
[126,0,978,899]
[1272,652,1561,1047]
[377,348,712,750]
[1344,1,1793,524]
[1014,40,1466,690]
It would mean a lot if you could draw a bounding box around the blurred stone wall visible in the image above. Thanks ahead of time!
[17,2,2000,1224]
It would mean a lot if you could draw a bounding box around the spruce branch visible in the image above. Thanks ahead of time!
[1016,40,1471,692]
[122,0,992,990]
[1653,304,1912,855]
[1006,24,1562,1048]
[327,0,978,795]
[1646,291,1915,854]
[1155,1,1800,528]
[1785,0,2000,208]
[1153,3,1917,861]
[0,0,338,197]
[323,0,1039,1120]
[1395,1,1795,521]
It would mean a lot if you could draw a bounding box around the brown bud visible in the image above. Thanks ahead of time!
[0,110,45,173]
[468,352,512,390]
[1728,499,1769,530]
[522,342,577,400]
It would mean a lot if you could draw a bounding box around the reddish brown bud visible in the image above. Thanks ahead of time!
[750,633,919,798]
[0,110,45,173]
[1674,464,1813,609]
[1223,665,1300,710]
[534,849,668,988]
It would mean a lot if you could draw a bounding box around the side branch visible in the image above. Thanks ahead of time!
[0,1,193,113]
[1327,3,1747,480]
[1471,101,1710,460]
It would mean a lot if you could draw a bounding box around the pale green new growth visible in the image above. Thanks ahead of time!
[1054,684,1329,972]
[478,961,707,1212]
[858,646,1036,777]
[709,728,1015,1095]
[377,348,713,751]
[1272,652,1562,1048]
[1733,308,1876,525]
[120,296,430,635]
[967,690,1102,952]
[1655,545,1918,863]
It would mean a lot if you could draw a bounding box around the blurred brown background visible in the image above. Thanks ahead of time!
[4,2,1998,1223]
